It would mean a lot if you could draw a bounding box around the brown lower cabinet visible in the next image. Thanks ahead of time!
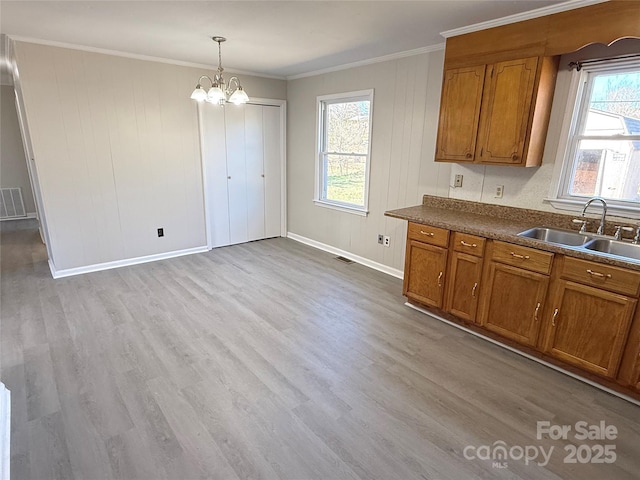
[403,240,448,309]
[402,221,640,396]
[479,262,548,347]
[541,280,636,378]
[446,251,483,322]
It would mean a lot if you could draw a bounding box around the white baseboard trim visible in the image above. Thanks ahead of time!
[49,245,209,279]
[287,232,404,279]
[405,302,640,407]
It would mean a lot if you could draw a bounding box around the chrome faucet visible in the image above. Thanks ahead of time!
[581,197,608,235]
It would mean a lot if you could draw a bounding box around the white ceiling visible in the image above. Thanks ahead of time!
[1,1,571,79]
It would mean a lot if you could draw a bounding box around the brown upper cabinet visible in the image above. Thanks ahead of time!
[434,65,485,163]
[435,56,558,167]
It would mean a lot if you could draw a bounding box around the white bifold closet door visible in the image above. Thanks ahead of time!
[201,103,282,248]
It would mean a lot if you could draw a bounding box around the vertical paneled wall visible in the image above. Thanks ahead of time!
[0,85,36,214]
[13,41,286,271]
[287,50,451,273]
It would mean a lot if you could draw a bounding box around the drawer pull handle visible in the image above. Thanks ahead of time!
[552,308,559,327]
[420,230,435,237]
[437,271,443,287]
[472,282,478,297]
[533,302,541,321]
[586,269,611,279]
[510,252,530,260]
[460,240,477,248]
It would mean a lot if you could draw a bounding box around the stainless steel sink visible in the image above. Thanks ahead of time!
[583,238,640,261]
[517,227,593,246]
[517,226,640,263]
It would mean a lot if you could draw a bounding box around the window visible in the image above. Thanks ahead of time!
[315,90,373,215]
[556,60,640,213]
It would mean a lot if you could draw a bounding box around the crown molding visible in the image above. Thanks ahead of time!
[287,43,445,81]
[6,35,286,80]
[440,0,609,38]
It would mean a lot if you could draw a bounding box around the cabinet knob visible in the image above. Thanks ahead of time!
[437,271,443,288]
[512,154,519,161]
[472,282,478,298]
[227,176,231,179]
[465,153,472,159]
[552,308,559,327]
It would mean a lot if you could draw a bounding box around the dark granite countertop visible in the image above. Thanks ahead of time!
[385,197,640,272]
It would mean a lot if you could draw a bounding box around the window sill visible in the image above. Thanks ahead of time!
[544,198,640,220]
[313,200,369,217]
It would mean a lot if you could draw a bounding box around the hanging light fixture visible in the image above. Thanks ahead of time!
[190,36,250,105]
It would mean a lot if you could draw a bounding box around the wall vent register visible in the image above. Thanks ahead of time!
[0,188,26,220]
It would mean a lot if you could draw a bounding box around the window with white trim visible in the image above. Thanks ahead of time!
[558,60,640,209]
[315,90,373,215]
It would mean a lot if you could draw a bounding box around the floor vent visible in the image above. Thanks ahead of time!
[336,256,354,264]
[0,188,26,220]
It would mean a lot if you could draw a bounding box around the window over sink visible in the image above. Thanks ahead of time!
[552,58,640,216]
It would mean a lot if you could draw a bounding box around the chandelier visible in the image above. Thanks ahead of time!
[190,36,249,105]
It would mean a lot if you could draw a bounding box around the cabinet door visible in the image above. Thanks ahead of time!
[244,105,266,242]
[263,105,282,239]
[475,57,538,165]
[200,103,231,247]
[225,106,250,245]
[403,240,448,309]
[542,280,636,378]
[479,262,548,346]
[446,251,483,322]
[617,308,640,391]
[435,65,486,163]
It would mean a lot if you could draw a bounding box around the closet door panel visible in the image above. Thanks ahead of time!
[201,104,230,247]
[244,105,266,241]
[225,106,249,245]
[263,106,282,238]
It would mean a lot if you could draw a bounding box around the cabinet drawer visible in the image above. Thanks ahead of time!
[491,241,553,275]
[452,232,486,257]
[407,222,449,248]
[561,257,640,297]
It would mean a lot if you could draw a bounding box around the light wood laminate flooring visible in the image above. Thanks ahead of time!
[1,228,639,480]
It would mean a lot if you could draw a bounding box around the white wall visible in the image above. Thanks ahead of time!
[0,84,36,214]
[287,50,451,273]
[14,41,286,271]
[287,40,640,274]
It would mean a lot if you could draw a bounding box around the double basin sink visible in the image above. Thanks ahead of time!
[517,227,640,262]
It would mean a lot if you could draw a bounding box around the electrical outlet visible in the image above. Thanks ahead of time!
[495,185,504,198]
[383,235,391,248]
[454,174,463,188]
[157,228,164,237]
[377,234,384,245]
